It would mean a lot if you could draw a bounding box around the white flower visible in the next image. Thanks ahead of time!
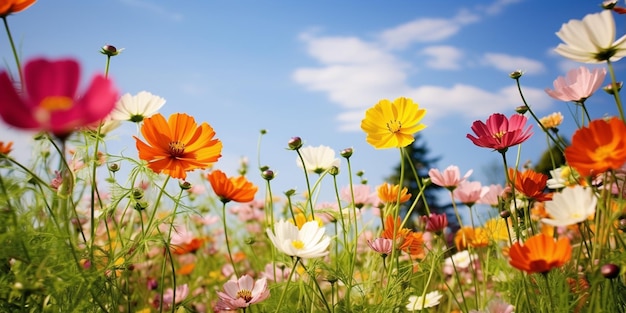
[555,10,626,63]
[406,290,443,311]
[296,145,340,174]
[266,220,330,259]
[541,185,597,227]
[444,250,475,270]
[110,91,166,122]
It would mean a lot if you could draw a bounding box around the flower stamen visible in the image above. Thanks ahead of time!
[39,96,73,111]
[168,141,185,157]
[386,120,402,133]
[236,289,253,302]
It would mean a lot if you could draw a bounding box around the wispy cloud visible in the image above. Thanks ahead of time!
[118,0,183,21]
[482,52,545,75]
[421,45,464,70]
[479,0,524,15]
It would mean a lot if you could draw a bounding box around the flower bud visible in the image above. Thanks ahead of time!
[260,129,267,135]
[284,189,296,197]
[603,82,623,95]
[500,210,511,219]
[100,44,122,56]
[601,263,620,279]
[287,137,302,150]
[328,166,340,176]
[356,170,365,177]
[134,200,149,211]
[509,70,523,79]
[340,147,353,158]
[262,169,275,181]
[108,163,120,173]
[179,181,192,190]
[131,188,144,200]
[245,237,256,245]
[515,105,528,114]
[602,0,618,9]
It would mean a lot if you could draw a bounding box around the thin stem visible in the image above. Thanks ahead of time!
[274,258,300,313]
[222,201,239,278]
[295,149,315,219]
[606,60,625,121]
[2,16,24,89]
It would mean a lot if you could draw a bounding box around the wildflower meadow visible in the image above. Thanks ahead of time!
[1,1,626,312]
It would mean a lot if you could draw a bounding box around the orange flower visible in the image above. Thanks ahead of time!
[176,263,196,275]
[171,237,204,255]
[207,169,258,203]
[134,113,222,180]
[508,233,572,274]
[454,226,490,250]
[565,117,626,177]
[0,0,36,16]
[381,215,424,256]
[508,168,552,201]
[0,141,13,155]
[377,182,411,204]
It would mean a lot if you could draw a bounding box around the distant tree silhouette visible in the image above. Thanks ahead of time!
[533,136,568,176]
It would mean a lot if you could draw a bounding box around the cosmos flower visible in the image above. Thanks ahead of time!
[216,275,269,309]
[554,10,626,63]
[545,67,606,103]
[207,170,258,203]
[467,113,533,153]
[296,145,340,174]
[0,141,13,155]
[508,168,553,202]
[508,233,572,274]
[376,182,411,204]
[0,58,118,139]
[367,238,394,256]
[453,180,488,206]
[361,97,427,149]
[541,185,597,227]
[406,291,443,311]
[539,112,564,129]
[564,117,626,177]
[110,91,166,122]
[454,226,490,250]
[134,113,222,180]
[266,219,330,259]
[421,213,448,234]
[428,165,473,191]
[381,216,424,257]
[0,0,36,17]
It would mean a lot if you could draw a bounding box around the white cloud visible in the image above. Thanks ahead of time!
[480,0,524,15]
[378,11,480,50]
[421,45,464,70]
[482,53,545,75]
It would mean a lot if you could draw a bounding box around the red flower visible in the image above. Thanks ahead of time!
[0,58,118,139]
[467,113,533,153]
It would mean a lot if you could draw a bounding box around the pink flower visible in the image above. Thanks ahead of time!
[453,181,489,206]
[341,184,378,209]
[421,213,448,234]
[428,165,473,191]
[467,113,533,153]
[0,58,118,139]
[367,238,393,255]
[158,284,189,309]
[261,263,295,282]
[216,275,270,308]
[477,184,504,207]
[545,66,606,103]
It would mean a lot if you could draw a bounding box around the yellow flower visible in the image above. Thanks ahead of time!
[539,112,563,129]
[361,97,426,149]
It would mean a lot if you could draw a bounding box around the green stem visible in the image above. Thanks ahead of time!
[2,16,24,89]
[606,60,625,122]
[295,149,315,220]
[222,201,239,277]
[274,258,300,313]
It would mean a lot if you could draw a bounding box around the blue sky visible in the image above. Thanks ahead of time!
[1,0,624,201]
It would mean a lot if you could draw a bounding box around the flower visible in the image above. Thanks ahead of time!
[216,275,270,309]
[376,182,411,204]
[296,145,340,174]
[134,113,222,180]
[340,184,378,209]
[428,165,473,191]
[554,10,626,63]
[444,250,475,271]
[160,284,189,307]
[0,0,36,16]
[0,58,118,139]
[453,180,488,206]
[564,117,626,177]
[266,219,330,259]
[207,170,258,203]
[545,67,606,103]
[454,227,490,250]
[539,112,564,129]
[0,141,13,155]
[361,97,427,149]
[421,213,448,234]
[477,184,504,207]
[367,238,393,255]
[110,91,166,122]
[508,233,572,274]
[508,168,553,202]
[541,185,597,227]
[466,113,533,153]
[381,216,424,257]
[406,290,443,311]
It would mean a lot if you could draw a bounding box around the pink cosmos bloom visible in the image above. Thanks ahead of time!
[428,165,473,191]
[0,58,118,139]
[467,113,533,153]
[545,66,606,103]
[367,238,394,255]
[216,275,270,308]
[261,263,295,282]
[158,284,189,309]
[477,184,504,207]
[453,181,489,207]
[341,184,378,209]
[421,213,448,234]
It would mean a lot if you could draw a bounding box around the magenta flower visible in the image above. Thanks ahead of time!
[367,238,393,255]
[422,213,448,234]
[466,113,532,153]
[545,66,606,103]
[428,165,473,191]
[0,58,118,139]
[453,181,488,207]
[216,275,270,309]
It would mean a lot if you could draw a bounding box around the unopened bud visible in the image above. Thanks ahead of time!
[262,169,275,181]
[328,166,340,176]
[108,163,120,173]
[179,181,192,190]
[134,200,149,211]
[131,188,144,200]
[515,106,528,114]
[603,82,623,95]
[500,210,511,219]
[601,263,620,279]
[602,0,618,9]
[340,147,353,158]
[287,137,303,150]
[284,189,296,197]
[100,44,122,56]
[509,70,523,79]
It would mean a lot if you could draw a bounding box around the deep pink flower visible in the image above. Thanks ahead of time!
[428,165,473,191]
[453,181,488,207]
[545,66,606,103]
[0,58,118,139]
[367,238,393,255]
[466,113,532,153]
[422,213,448,234]
[216,275,270,308]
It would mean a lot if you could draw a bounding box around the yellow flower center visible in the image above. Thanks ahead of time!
[386,120,402,133]
[168,141,185,157]
[39,96,73,111]
[593,145,612,161]
[236,289,253,302]
[493,130,506,139]
[291,240,304,250]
